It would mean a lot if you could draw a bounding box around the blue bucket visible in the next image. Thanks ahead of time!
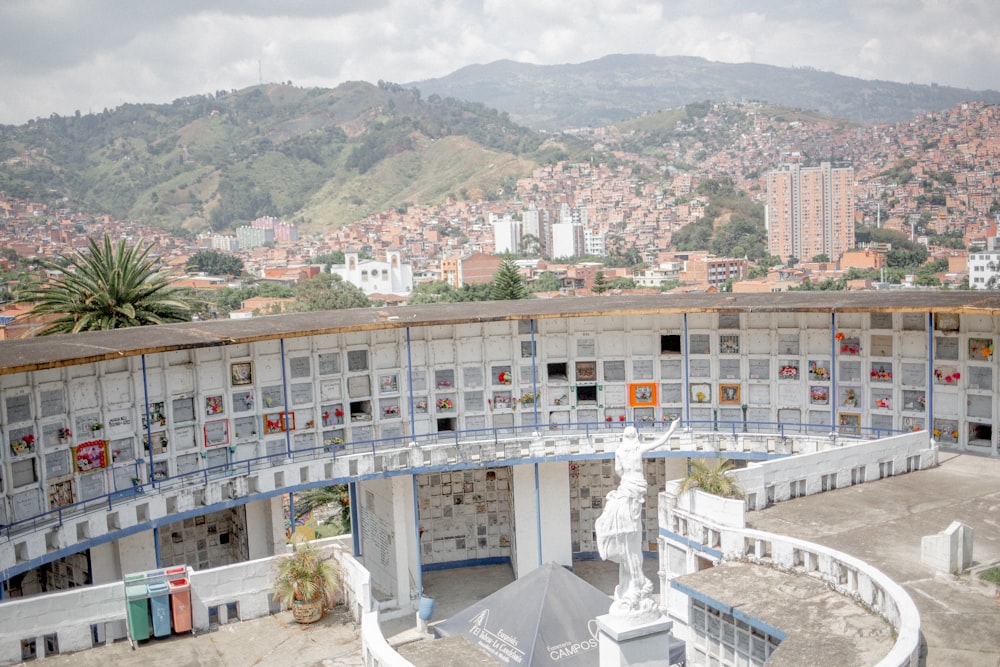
[418,595,435,621]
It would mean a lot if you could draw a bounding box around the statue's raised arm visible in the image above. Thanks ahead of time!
[639,418,680,455]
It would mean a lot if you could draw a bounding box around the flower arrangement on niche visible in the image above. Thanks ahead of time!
[206,395,224,415]
[10,434,34,456]
[917,396,926,411]
[58,427,72,441]
[606,416,613,422]
[416,400,428,412]
[810,388,829,402]
[809,363,829,379]
[383,405,399,416]
[497,371,511,384]
[437,380,452,388]
[874,397,891,409]
[695,391,707,402]
[553,395,568,406]
[437,398,453,411]
[90,422,103,432]
[779,365,799,379]
[521,393,537,405]
[242,394,255,410]
[970,339,994,359]
[619,415,626,421]
[934,369,960,384]
[870,366,892,382]
[836,333,860,354]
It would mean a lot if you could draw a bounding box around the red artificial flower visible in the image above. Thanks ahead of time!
[835,332,845,340]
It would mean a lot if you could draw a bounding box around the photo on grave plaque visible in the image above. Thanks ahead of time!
[231,362,254,386]
[719,384,741,405]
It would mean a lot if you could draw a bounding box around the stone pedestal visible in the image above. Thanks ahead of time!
[596,613,673,667]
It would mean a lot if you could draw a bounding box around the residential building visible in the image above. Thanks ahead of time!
[967,250,1000,289]
[767,162,855,263]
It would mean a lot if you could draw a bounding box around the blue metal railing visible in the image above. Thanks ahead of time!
[0,419,909,541]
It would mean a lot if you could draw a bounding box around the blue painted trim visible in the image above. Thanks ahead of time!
[422,556,510,572]
[534,463,542,567]
[413,475,423,597]
[659,527,724,560]
[406,328,416,437]
[573,550,659,560]
[530,319,539,428]
[288,492,295,536]
[927,312,934,424]
[141,354,155,489]
[280,338,292,455]
[153,526,161,567]
[683,314,690,423]
[670,578,787,641]
[830,313,837,427]
[349,482,360,557]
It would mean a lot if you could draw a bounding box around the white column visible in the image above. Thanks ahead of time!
[116,531,157,575]
[391,475,418,606]
[512,461,572,578]
[245,496,284,560]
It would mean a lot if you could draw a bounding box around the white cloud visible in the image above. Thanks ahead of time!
[0,0,997,123]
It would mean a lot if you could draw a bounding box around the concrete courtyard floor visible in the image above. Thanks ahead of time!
[31,558,648,667]
[748,451,1000,667]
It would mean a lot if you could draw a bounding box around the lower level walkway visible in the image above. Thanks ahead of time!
[31,558,656,666]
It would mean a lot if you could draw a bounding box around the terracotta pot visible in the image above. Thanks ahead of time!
[292,597,324,624]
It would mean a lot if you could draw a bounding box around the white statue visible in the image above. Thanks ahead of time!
[595,420,679,619]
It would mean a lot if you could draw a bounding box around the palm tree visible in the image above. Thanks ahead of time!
[19,236,196,335]
[295,484,351,532]
[679,458,744,499]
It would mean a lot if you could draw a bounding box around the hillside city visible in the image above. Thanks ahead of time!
[2,99,1000,337]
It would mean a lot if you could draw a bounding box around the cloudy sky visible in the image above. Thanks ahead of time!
[1,0,997,125]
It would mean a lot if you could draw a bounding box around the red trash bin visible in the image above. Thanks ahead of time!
[167,577,192,633]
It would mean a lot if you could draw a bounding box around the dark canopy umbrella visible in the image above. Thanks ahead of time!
[434,561,685,665]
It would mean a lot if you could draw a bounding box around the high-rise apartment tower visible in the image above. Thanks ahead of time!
[766,162,855,263]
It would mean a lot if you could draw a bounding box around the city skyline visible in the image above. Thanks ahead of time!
[1,2,999,125]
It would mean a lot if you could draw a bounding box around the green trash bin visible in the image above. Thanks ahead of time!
[125,583,150,641]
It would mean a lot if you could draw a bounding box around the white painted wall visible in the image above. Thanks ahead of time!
[511,462,572,577]
[357,477,400,602]
[245,496,283,560]
[117,531,157,575]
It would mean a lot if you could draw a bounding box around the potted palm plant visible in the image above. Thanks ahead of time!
[272,540,340,624]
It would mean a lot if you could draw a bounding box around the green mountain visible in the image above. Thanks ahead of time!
[406,54,1000,131]
[0,82,582,234]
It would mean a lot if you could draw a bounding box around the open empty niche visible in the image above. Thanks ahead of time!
[660,334,681,354]
[576,385,597,404]
[547,362,568,382]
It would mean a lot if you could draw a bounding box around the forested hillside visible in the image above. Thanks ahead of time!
[0,82,585,234]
